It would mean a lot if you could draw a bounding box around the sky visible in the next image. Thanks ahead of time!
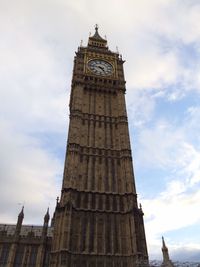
[0,0,200,262]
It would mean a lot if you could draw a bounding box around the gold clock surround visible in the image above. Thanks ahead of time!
[84,54,117,78]
[87,59,114,76]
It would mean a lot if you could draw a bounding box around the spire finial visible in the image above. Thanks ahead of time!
[44,207,50,222]
[116,46,119,54]
[161,236,173,265]
[19,206,24,217]
[88,24,107,47]
[162,236,167,248]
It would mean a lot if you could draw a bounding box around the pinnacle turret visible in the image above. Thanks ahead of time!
[44,207,50,223]
[15,206,24,239]
[161,237,174,267]
[162,236,168,250]
[18,206,24,219]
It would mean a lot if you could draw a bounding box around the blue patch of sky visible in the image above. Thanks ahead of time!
[184,186,200,197]
[134,165,168,199]
[157,32,200,64]
[29,131,67,162]
[127,92,200,199]
[133,155,168,198]
[153,89,200,125]
[165,223,200,244]
[176,42,200,69]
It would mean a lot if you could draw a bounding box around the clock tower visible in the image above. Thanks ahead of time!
[50,26,149,267]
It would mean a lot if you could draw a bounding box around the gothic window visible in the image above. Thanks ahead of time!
[120,198,124,212]
[0,243,10,266]
[78,175,82,188]
[106,259,112,267]
[77,193,81,207]
[81,214,87,252]
[91,194,96,209]
[88,261,95,267]
[98,176,102,191]
[105,215,111,253]
[113,197,117,211]
[66,202,71,211]
[43,249,50,267]
[13,245,24,267]
[72,236,78,251]
[118,179,122,191]
[97,217,103,253]
[114,216,119,253]
[81,260,87,267]
[84,194,88,209]
[105,195,109,210]
[61,252,67,265]
[105,161,109,191]
[29,246,38,267]
[89,214,95,252]
[99,262,104,267]
[80,155,83,162]
[63,231,68,247]
[98,195,103,210]
[121,237,127,254]
[91,157,96,190]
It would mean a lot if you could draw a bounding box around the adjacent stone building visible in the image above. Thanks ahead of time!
[0,208,52,266]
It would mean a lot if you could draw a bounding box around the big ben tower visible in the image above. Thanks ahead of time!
[50,26,149,267]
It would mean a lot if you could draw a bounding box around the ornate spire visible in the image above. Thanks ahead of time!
[44,207,50,223]
[42,208,50,239]
[18,206,24,218]
[15,206,24,238]
[90,24,104,40]
[88,24,107,48]
[161,237,174,267]
[162,236,167,250]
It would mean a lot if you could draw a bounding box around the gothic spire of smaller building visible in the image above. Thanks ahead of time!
[17,206,24,227]
[44,207,50,222]
[161,237,174,267]
[18,206,24,218]
[14,206,24,240]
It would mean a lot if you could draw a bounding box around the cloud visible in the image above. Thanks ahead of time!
[135,121,184,169]
[0,1,70,224]
[0,120,63,224]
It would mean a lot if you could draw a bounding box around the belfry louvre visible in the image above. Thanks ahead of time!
[0,26,149,267]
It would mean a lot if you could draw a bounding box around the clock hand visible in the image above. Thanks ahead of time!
[98,66,105,72]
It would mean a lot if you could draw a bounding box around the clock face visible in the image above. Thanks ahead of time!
[88,59,113,76]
